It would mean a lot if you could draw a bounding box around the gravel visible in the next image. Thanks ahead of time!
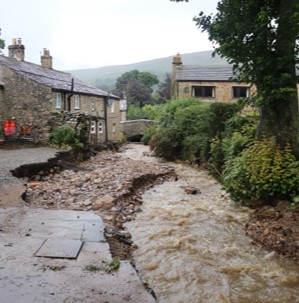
[0,147,60,187]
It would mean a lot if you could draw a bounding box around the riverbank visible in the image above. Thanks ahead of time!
[1,143,299,302]
[4,143,299,262]
[245,201,299,261]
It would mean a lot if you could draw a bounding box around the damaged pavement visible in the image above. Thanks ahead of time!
[0,144,175,302]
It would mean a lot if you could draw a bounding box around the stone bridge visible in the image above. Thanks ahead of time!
[120,119,156,141]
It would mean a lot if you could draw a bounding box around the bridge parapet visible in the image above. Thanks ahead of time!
[120,119,156,140]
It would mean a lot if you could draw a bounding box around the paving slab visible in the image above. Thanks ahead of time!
[0,207,155,303]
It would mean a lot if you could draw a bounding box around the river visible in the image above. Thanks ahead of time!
[123,144,299,303]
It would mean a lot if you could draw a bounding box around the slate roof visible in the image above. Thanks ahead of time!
[0,55,117,98]
[177,64,299,82]
[176,65,235,82]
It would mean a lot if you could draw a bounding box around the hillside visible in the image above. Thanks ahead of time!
[67,50,227,91]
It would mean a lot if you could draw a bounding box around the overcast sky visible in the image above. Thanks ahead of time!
[0,0,218,70]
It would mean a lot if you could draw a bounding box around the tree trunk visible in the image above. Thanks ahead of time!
[257,0,298,156]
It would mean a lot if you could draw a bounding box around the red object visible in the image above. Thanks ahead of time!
[4,120,16,136]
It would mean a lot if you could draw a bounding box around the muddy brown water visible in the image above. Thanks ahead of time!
[123,144,299,303]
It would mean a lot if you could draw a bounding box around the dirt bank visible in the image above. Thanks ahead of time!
[245,201,299,261]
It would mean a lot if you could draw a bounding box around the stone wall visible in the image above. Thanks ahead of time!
[0,65,54,143]
[177,81,299,104]
[106,99,122,142]
[0,64,122,144]
[177,81,257,102]
[120,119,156,140]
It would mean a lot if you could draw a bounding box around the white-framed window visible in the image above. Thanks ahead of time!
[192,86,215,98]
[232,86,250,98]
[91,99,96,111]
[111,100,115,113]
[74,95,80,109]
[90,121,96,134]
[55,93,62,108]
[112,123,116,133]
[98,122,103,133]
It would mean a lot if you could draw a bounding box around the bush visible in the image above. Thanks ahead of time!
[50,124,83,149]
[149,99,240,164]
[208,102,241,138]
[126,104,148,120]
[222,139,299,206]
[149,127,182,160]
[141,125,157,145]
[208,113,258,178]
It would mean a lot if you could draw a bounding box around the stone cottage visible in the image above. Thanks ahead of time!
[0,38,122,144]
[171,53,256,102]
[172,53,299,104]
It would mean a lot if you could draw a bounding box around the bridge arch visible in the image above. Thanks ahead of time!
[120,119,156,142]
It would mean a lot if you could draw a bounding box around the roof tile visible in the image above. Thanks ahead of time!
[0,55,117,98]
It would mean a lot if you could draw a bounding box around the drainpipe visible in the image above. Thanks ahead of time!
[104,93,109,143]
[67,78,74,111]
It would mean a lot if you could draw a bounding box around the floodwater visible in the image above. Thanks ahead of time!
[123,144,299,303]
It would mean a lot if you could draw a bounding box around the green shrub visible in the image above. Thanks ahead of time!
[222,139,299,205]
[149,99,240,164]
[126,104,148,120]
[50,124,83,149]
[149,127,182,160]
[141,125,157,145]
[208,137,225,179]
[208,113,258,178]
[208,102,241,138]
[222,121,257,159]
[142,104,163,121]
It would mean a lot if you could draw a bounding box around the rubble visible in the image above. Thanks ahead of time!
[24,149,176,259]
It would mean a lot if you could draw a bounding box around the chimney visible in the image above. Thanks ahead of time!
[172,53,182,98]
[41,48,53,69]
[8,38,25,61]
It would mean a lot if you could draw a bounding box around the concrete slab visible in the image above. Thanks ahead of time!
[34,238,84,258]
[0,207,155,303]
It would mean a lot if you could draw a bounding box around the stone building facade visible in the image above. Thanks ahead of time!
[172,53,299,104]
[0,39,122,144]
[172,54,256,102]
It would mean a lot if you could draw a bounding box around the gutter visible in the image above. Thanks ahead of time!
[104,93,109,143]
[67,78,74,111]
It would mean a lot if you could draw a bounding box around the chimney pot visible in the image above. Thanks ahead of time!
[41,48,53,69]
[8,37,25,61]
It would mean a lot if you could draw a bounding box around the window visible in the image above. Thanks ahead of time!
[74,95,80,109]
[55,93,62,108]
[112,123,116,133]
[192,86,215,98]
[91,99,96,111]
[90,121,96,134]
[233,86,250,98]
[98,122,103,133]
[111,100,115,113]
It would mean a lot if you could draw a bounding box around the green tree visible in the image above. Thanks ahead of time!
[155,73,172,104]
[114,69,159,108]
[172,0,299,155]
[0,29,5,54]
